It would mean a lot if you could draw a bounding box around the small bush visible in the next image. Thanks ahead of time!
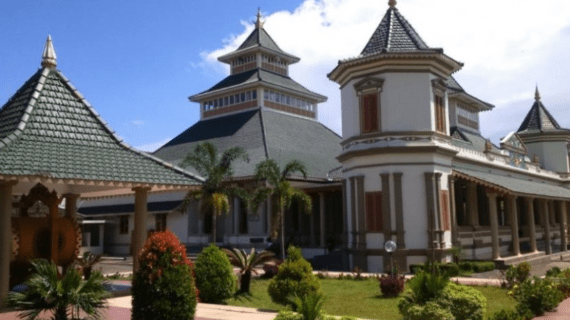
[409,263,460,276]
[409,264,424,274]
[405,270,449,304]
[438,263,460,277]
[512,277,563,316]
[379,274,405,297]
[263,260,283,279]
[506,262,531,288]
[194,243,236,303]
[545,266,562,277]
[402,301,455,320]
[132,230,197,320]
[267,246,322,305]
[488,309,527,320]
[459,261,473,272]
[437,282,486,320]
[472,261,495,273]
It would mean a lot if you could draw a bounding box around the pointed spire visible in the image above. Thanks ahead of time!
[535,85,541,102]
[41,35,57,69]
[255,8,265,29]
[389,0,397,8]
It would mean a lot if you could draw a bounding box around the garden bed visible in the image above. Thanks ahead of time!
[226,278,516,320]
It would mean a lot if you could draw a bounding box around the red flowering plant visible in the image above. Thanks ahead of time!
[132,230,198,320]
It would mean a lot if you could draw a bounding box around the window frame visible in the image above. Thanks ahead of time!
[365,191,383,232]
[354,77,384,135]
[432,79,448,134]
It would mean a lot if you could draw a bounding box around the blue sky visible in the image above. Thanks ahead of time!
[2,0,570,152]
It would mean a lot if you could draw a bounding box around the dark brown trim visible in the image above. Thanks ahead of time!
[394,172,405,249]
[356,176,366,248]
[343,162,452,173]
[341,131,449,147]
[380,173,392,239]
[350,177,357,249]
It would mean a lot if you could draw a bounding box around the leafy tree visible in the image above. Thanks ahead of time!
[7,259,109,320]
[223,247,275,292]
[180,142,248,243]
[251,159,312,260]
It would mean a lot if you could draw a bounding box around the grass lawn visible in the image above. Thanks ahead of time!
[226,278,516,320]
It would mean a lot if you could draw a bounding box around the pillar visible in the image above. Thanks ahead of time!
[319,192,326,248]
[487,192,500,260]
[132,186,150,272]
[234,197,240,235]
[542,200,552,254]
[559,200,568,252]
[310,201,315,246]
[449,176,459,246]
[424,173,438,250]
[508,195,520,256]
[466,181,479,227]
[64,194,80,219]
[526,197,537,252]
[0,181,16,307]
[394,173,405,249]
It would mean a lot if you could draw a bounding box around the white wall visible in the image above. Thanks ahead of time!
[526,141,569,173]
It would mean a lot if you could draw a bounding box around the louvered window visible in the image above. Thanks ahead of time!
[365,192,383,232]
[361,93,379,134]
[435,95,446,133]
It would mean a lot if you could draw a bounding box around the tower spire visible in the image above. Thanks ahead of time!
[41,35,57,69]
[535,85,541,102]
[389,0,397,8]
[255,8,264,29]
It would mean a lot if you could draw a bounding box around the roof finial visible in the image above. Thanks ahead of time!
[255,8,265,29]
[535,85,541,102]
[41,35,57,69]
[389,0,397,8]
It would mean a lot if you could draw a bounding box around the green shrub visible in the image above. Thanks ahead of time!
[274,309,303,320]
[289,292,326,320]
[267,246,322,305]
[545,266,562,278]
[194,243,236,303]
[488,309,527,320]
[404,270,450,304]
[437,283,486,320]
[472,261,495,273]
[402,301,455,320]
[506,262,531,288]
[459,261,473,272]
[132,230,197,320]
[512,277,563,316]
[409,264,424,274]
[438,263,460,277]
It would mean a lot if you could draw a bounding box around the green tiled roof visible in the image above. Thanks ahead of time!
[153,108,341,180]
[454,168,570,199]
[238,27,285,54]
[0,68,202,185]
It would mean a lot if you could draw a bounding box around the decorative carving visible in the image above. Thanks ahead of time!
[17,183,61,212]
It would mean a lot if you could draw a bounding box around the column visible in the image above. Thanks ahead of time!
[64,194,80,219]
[543,200,552,254]
[526,197,537,252]
[319,192,326,248]
[132,186,150,272]
[487,191,500,260]
[466,182,479,227]
[449,176,459,246]
[380,173,392,240]
[424,173,437,250]
[310,201,315,246]
[394,173,405,248]
[0,181,16,307]
[508,195,520,256]
[234,197,240,235]
[559,201,568,252]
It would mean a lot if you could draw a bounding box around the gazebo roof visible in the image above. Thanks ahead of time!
[0,37,203,192]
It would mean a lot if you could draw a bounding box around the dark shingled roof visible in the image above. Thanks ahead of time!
[450,127,501,153]
[361,7,431,56]
[0,68,202,185]
[196,68,321,98]
[153,108,341,180]
[518,99,563,133]
[238,27,285,54]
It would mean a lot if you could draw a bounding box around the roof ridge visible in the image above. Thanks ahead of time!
[0,68,49,149]
[258,108,270,159]
[54,70,204,183]
[393,8,429,50]
[386,8,393,51]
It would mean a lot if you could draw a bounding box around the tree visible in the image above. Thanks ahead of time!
[7,259,109,320]
[223,247,275,293]
[251,159,312,260]
[75,252,103,280]
[180,142,248,243]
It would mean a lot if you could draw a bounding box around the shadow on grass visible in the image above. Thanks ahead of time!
[373,294,401,300]
[231,291,279,313]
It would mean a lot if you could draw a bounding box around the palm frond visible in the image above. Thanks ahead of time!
[211,193,230,216]
[219,146,248,176]
[254,159,281,186]
[250,186,273,214]
[281,160,307,180]
[180,142,218,178]
[291,188,313,214]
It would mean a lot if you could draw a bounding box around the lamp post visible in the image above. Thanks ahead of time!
[384,240,397,276]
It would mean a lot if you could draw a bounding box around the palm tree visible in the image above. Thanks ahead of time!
[251,159,312,260]
[7,259,109,320]
[180,142,249,243]
[75,252,103,280]
[223,247,275,293]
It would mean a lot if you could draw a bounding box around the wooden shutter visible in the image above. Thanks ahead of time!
[435,95,446,133]
[440,190,450,230]
[366,192,383,232]
[362,94,378,133]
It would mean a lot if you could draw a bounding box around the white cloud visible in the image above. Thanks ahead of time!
[194,0,570,143]
[135,138,172,153]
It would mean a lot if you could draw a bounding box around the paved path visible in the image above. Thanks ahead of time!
[534,297,570,319]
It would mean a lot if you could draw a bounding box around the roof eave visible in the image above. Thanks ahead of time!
[218,45,301,64]
[448,91,494,111]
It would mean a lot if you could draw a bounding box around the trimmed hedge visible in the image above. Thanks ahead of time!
[409,263,460,277]
[194,243,236,303]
